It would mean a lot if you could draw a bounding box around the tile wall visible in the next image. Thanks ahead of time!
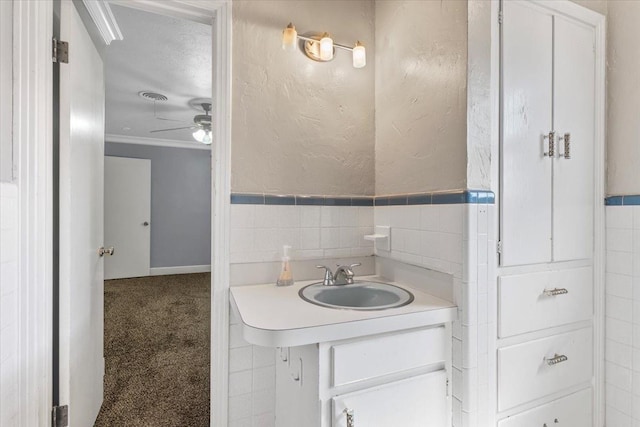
[373,202,495,427]
[228,195,495,427]
[0,183,19,427]
[230,204,374,264]
[228,202,373,426]
[604,205,640,426]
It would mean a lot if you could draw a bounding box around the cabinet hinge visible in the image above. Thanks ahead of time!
[497,241,503,254]
[52,38,69,64]
[498,10,503,25]
[446,378,450,396]
[52,405,68,427]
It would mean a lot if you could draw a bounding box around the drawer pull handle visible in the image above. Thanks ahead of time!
[344,408,355,427]
[543,288,568,297]
[545,353,568,366]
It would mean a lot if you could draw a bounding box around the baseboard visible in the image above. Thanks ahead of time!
[149,265,211,276]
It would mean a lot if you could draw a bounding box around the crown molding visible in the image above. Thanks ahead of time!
[82,0,123,45]
[105,133,211,150]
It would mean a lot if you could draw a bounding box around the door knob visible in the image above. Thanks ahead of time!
[143,221,149,226]
[98,246,115,257]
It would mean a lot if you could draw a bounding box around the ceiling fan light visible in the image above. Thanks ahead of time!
[193,129,206,143]
[201,131,212,145]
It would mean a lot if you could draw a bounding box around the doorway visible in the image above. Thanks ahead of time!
[53,1,232,426]
[97,3,212,425]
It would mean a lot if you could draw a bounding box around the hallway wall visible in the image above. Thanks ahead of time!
[105,142,212,270]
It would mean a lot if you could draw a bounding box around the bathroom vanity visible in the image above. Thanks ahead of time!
[230,276,456,427]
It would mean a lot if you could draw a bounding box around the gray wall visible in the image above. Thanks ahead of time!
[105,142,211,268]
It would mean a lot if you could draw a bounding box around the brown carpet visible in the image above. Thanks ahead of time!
[95,273,210,427]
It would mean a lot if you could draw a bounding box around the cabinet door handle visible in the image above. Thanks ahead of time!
[545,353,568,366]
[543,288,568,296]
[559,132,571,159]
[543,131,556,158]
[344,409,355,427]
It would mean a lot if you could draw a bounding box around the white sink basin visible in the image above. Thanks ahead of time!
[299,281,414,311]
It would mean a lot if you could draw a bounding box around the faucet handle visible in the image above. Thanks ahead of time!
[349,263,361,269]
[316,265,334,285]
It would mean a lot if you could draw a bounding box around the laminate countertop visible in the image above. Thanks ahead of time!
[230,275,457,347]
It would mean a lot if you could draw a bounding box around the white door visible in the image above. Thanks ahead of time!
[552,16,595,262]
[500,0,554,266]
[104,156,151,279]
[331,371,447,427]
[58,1,105,425]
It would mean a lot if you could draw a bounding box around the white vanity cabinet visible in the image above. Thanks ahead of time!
[275,326,450,427]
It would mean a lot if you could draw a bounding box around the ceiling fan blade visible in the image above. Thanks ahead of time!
[150,126,197,133]
[155,116,192,124]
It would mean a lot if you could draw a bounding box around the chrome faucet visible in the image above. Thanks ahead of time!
[316,263,361,286]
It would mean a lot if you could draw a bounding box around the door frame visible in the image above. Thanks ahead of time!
[11,1,55,425]
[80,1,233,426]
[14,0,231,425]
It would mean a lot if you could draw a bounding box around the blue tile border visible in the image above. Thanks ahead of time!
[606,195,640,206]
[231,190,495,206]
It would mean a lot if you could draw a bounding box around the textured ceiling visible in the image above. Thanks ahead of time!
[105,4,212,142]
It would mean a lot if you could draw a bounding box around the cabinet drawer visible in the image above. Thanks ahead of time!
[498,388,592,427]
[331,327,446,387]
[499,267,592,338]
[331,370,447,427]
[498,327,592,411]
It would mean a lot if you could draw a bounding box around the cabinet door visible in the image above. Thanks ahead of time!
[552,16,596,262]
[331,371,447,427]
[501,1,554,266]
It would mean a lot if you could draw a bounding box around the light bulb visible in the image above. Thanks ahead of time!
[352,41,366,68]
[320,33,333,61]
[282,23,297,50]
[193,129,212,144]
[193,129,205,142]
[202,131,212,145]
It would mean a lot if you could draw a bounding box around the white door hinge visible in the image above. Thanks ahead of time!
[498,10,503,25]
[446,378,450,396]
[497,241,503,254]
[52,38,69,64]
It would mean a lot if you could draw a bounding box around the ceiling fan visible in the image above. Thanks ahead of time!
[150,102,212,145]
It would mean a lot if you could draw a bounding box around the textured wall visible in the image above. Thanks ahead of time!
[571,0,607,16]
[375,0,468,195]
[607,1,640,196]
[231,0,375,196]
[105,143,211,268]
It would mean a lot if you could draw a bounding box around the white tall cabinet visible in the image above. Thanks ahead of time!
[497,1,604,426]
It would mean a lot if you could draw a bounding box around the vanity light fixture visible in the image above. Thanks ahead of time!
[281,22,366,68]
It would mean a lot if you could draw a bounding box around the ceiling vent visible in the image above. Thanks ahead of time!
[138,91,168,102]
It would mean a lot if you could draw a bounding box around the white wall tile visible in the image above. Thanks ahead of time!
[229,370,253,397]
[607,295,633,323]
[608,273,634,299]
[229,393,253,421]
[609,228,634,253]
[299,228,320,250]
[608,207,633,229]
[230,346,253,373]
[300,206,321,228]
